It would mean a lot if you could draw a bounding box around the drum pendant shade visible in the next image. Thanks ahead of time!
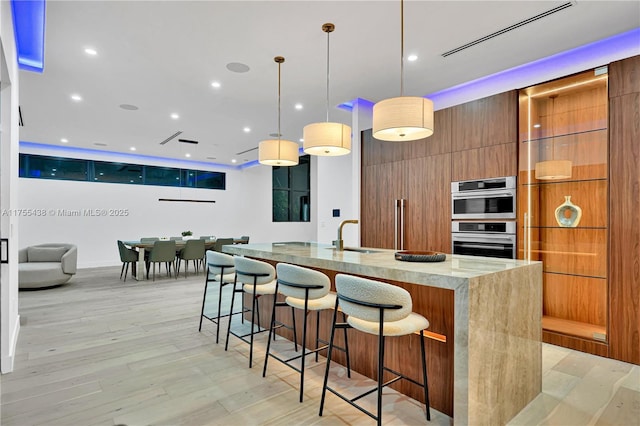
[259,139,299,166]
[373,96,434,141]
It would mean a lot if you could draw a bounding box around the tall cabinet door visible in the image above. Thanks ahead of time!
[518,68,609,356]
[404,155,451,252]
[361,161,405,249]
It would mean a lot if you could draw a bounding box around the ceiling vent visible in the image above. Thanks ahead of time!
[159,130,183,145]
[441,2,575,57]
[178,138,199,144]
[236,146,258,155]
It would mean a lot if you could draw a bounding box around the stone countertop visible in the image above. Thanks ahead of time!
[223,241,539,291]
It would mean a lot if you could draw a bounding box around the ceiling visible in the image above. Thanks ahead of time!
[18,1,640,167]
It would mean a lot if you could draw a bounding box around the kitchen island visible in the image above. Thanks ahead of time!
[224,242,542,425]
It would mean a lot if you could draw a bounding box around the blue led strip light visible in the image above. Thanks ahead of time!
[11,0,46,72]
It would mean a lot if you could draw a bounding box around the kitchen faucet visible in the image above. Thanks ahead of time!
[332,219,358,251]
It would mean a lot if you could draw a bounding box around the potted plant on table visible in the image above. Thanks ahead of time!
[181,230,194,240]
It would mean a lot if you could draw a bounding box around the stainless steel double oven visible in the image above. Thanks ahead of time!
[451,176,517,259]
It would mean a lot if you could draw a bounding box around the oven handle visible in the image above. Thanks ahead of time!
[456,243,506,250]
[452,192,515,199]
[452,235,515,243]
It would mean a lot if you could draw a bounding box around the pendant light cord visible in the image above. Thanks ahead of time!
[326,27,330,122]
[400,0,404,97]
[278,61,282,142]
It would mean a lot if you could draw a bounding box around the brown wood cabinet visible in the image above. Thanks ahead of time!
[517,57,640,366]
[608,56,640,365]
[361,57,638,366]
[518,68,610,350]
[361,93,517,253]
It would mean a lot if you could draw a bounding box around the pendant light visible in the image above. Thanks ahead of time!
[303,23,351,156]
[259,56,299,166]
[534,95,572,180]
[372,0,433,142]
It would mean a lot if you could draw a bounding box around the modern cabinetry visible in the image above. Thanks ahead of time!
[608,55,640,365]
[518,68,610,355]
[361,91,517,253]
[361,141,450,252]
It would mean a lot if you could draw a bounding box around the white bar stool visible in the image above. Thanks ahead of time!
[199,250,236,343]
[262,263,350,402]
[225,256,279,368]
[319,273,431,425]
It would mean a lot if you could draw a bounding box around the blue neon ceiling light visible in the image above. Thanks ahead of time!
[19,141,239,171]
[11,0,46,72]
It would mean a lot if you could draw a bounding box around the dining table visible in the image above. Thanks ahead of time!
[122,238,247,280]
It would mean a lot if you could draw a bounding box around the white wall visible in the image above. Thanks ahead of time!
[315,100,372,248]
[1,0,21,373]
[18,151,317,268]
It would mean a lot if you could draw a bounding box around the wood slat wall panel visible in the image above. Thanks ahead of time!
[609,56,640,365]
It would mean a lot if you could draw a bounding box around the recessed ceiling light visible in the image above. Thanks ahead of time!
[130,147,136,151]
[226,62,250,73]
[211,81,221,88]
[185,153,191,158]
[231,159,237,163]
[407,54,418,62]
[171,113,179,119]
[243,127,251,133]
[119,104,139,111]
[71,94,82,101]
[84,48,97,56]
[295,103,303,110]
[60,138,68,143]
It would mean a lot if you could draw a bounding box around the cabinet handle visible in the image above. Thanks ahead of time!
[524,212,528,260]
[400,199,406,250]
[394,199,399,250]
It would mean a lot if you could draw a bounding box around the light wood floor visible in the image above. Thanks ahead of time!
[2,266,638,425]
[1,266,446,426]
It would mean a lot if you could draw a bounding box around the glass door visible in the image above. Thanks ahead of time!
[518,68,609,344]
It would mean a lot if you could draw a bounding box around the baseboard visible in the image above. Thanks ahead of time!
[1,314,20,374]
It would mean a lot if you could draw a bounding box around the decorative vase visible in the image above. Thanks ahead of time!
[555,196,582,227]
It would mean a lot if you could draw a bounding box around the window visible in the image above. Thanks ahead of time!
[272,155,310,222]
[93,161,143,184]
[19,154,226,190]
[20,155,88,181]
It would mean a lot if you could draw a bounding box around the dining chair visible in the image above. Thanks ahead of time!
[177,239,206,278]
[117,240,138,282]
[140,237,160,243]
[213,238,233,253]
[170,236,183,241]
[146,240,177,281]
